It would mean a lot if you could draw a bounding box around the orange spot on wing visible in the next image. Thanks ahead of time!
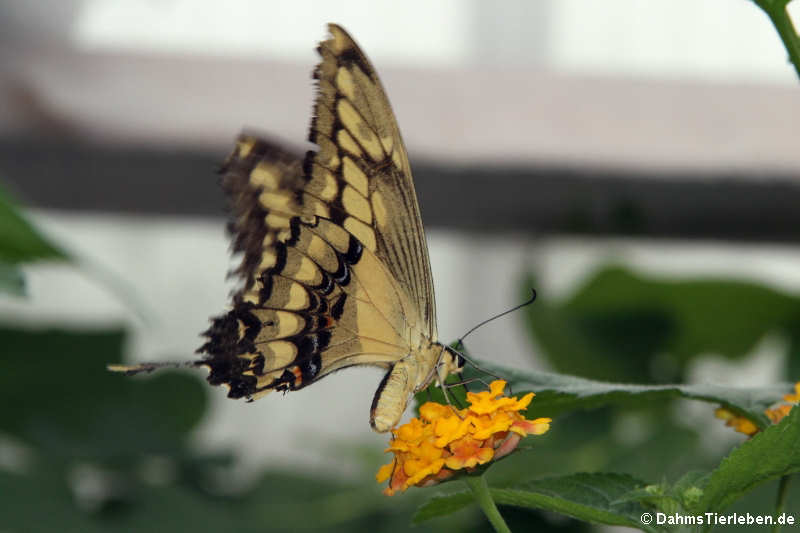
[291,366,303,388]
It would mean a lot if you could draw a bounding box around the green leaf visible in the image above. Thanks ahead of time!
[695,406,800,513]
[413,372,469,415]
[0,183,153,320]
[413,491,474,524]
[0,326,207,458]
[524,267,800,382]
[613,471,710,516]
[460,361,791,429]
[0,260,26,296]
[415,473,659,531]
[0,466,254,533]
[495,473,657,530]
[0,183,67,264]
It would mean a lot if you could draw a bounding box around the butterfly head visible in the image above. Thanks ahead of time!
[445,345,467,371]
[434,344,465,386]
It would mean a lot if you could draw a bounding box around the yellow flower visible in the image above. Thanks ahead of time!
[716,380,799,437]
[472,411,515,440]
[445,436,494,469]
[512,416,551,436]
[375,461,394,483]
[714,407,759,437]
[765,404,793,424]
[783,382,800,403]
[376,380,550,496]
[434,412,472,447]
[466,380,518,414]
[419,402,452,422]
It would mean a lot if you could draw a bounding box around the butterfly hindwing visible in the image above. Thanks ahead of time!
[199,134,419,399]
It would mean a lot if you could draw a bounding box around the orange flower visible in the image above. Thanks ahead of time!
[783,382,800,403]
[765,404,793,424]
[466,380,520,414]
[376,380,550,496]
[716,381,799,437]
[714,407,759,437]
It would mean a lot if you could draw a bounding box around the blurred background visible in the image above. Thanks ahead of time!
[1,0,800,531]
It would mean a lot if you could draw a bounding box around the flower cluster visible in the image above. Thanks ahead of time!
[715,381,800,437]
[376,380,550,496]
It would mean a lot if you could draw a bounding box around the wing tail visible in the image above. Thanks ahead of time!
[106,360,203,376]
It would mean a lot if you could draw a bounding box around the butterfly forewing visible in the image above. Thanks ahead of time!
[309,24,437,341]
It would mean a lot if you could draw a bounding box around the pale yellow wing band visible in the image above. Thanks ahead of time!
[307,24,438,341]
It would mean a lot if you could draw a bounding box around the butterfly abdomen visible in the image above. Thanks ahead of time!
[371,361,412,433]
[370,343,461,432]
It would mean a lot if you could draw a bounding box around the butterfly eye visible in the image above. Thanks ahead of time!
[442,345,466,370]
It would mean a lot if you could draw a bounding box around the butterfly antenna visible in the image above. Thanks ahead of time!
[448,346,512,395]
[457,288,537,346]
[450,289,536,396]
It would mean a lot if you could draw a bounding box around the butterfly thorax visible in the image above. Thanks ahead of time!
[370,342,462,432]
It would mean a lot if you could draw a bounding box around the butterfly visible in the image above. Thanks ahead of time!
[109,24,464,432]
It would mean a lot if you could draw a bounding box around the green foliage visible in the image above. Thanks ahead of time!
[696,407,800,513]
[413,491,475,523]
[0,325,470,532]
[454,362,793,429]
[0,184,66,296]
[524,267,800,382]
[0,184,66,265]
[412,359,798,529]
[0,327,206,457]
[417,473,658,531]
[0,260,25,296]
[753,0,800,80]
[406,263,800,530]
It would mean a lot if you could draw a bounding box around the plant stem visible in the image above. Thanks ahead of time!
[771,475,792,533]
[465,475,511,533]
[754,0,800,80]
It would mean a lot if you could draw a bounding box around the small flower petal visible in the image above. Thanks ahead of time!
[784,382,800,403]
[766,404,793,424]
[509,392,535,411]
[511,416,552,436]
[406,458,446,487]
[375,461,394,483]
[445,436,494,469]
[472,412,514,440]
[420,402,453,422]
[396,418,426,442]
[434,413,472,447]
[714,407,735,422]
[716,407,758,436]
[494,433,522,460]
